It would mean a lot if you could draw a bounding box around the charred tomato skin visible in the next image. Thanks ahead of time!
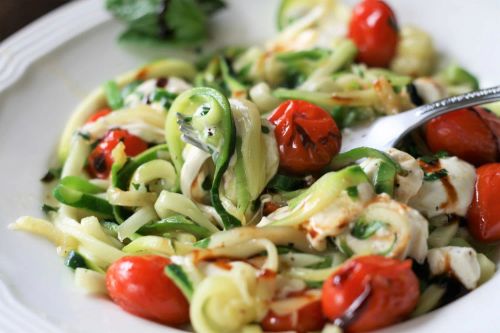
[322,255,419,333]
[268,100,341,175]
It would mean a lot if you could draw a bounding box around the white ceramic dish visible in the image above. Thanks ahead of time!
[1,0,499,332]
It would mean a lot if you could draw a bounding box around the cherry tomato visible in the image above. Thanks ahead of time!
[322,255,419,333]
[86,108,112,123]
[467,163,500,242]
[87,129,148,179]
[261,296,325,333]
[268,100,341,175]
[106,255,190,325]
[348,0,399,67]
[425,108,498,166]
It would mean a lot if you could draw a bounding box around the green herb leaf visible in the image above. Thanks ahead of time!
[107,0,226,46]
[42,204,59,215]
[351,219,387,240]
[104,80,124,110]
[41,168,62,183]
[346,186,359,199]
[152,89,178,109]
[424,168,448,181]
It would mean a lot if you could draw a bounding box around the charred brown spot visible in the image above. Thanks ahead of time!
[258,269,277,279]
[92,153,107,173]
[295,125,315,149]
[156,77,168,88]
[136,68,148,81]
[213,259,232,270]
[331,95,354,105]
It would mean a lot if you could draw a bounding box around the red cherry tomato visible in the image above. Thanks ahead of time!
[348,0,399,67]
[467,163,500,242]
[261,296,325,333]
[87,129,148,179]
[322,255,419,333]
[86,108,112,123]
[106,255,190,325]
[268,100,341,175]
[425,108,498,166]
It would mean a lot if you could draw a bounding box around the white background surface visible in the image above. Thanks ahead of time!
[0,0,499,332]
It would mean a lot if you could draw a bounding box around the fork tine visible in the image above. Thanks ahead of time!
[181,133,211,153]
[176,112,191,124]
[176,112,213,154]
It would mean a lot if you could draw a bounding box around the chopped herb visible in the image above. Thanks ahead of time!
[64,251,88,270]
[420,151,449,164]
[305,280,324,289]
[42,204,59,215]
[131,183,141,190]
[346,186,359,199]
[201,105,211,115]
[193,237,210,248]
[151,89,178,109]
[41,168,62,183]
[267,174,306,192]
[77,132,91,140]
[424,168,448,181]
[351,219,386,239]
[121,80,142,98]
[261,125,270,134]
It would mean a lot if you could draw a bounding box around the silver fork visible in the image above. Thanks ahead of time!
[177,113,215,154]
[341,85,500,152]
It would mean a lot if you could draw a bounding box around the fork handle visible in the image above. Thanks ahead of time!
[414,85,500,123]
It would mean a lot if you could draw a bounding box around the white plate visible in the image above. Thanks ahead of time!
[0,0,499,332]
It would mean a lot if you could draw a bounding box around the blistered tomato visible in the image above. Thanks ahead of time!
[268,100,341,175]
[348,0,399,67]
[322,255,419,333]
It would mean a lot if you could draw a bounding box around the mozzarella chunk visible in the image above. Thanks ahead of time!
[409,157,476,218]
[427,246,481,290]
[124,77,192,112]
[306,183,374,251]
[337,194,429,263]
[164,77,192,94]
[360,148,423,203]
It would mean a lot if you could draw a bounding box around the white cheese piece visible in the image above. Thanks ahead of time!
[427,246,481,290]
[409,157,476,218]
[306,183,374,251]
[338,194,429,263]
[124,77,192,112]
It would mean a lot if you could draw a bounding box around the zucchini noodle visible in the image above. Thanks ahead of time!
[12,2,498,332]
[117,206,158,241]
[129,159,177,192]
[154,191,219,233]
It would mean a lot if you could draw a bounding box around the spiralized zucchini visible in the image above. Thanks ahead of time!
[11,4,498,333]
[190,262,274,333]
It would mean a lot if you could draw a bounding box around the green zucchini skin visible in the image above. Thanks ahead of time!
[165,264,194,301]
[166,87,241,229]
[64,251,88,270]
